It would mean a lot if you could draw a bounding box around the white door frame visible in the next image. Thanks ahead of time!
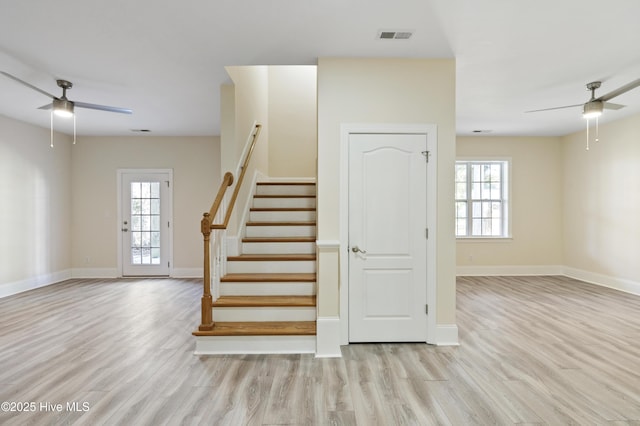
[339,124,437,345]
[117,168,174,277]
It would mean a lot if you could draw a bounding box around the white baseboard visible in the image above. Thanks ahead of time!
[457,264,564,276]
[71,268,119,279]
[456,264,640,297]
[172,268,203,278]
[563,266,640,296]
[316,317,342,358]
[434,324,460,346]
[0,269,72,299]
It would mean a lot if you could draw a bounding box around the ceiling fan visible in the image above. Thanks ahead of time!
[0,70,132,116]
[526,78,640,118]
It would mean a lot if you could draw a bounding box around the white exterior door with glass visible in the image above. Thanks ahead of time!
[119,170,172,276]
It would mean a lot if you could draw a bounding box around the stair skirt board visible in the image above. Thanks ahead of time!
[220,282,316,296]
[194,335,316,355]
[213,307,316,322]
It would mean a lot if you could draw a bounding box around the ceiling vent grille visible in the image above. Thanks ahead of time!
[378,30,413,40]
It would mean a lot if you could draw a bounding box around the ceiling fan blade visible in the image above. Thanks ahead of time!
[603,102,625,110]
[38,103,53,110]
[525,103,582,113]
[75,101,133,115]
[596,78,640,102]
[0,70,57,99]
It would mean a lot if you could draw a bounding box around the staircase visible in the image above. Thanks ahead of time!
[194,181,317,354]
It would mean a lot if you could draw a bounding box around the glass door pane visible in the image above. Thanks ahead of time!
[130,181,161,265]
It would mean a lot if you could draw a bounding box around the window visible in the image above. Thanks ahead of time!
[455,160,510,238]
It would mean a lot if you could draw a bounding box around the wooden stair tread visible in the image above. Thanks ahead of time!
[257,182,315,186]
[250,207,315,212]
[253,195,316,199]
[243,237,316,243]
[246,221,316,226]
[221,273,316,282]
[193,321,316,336]
[227,254,315,261]
[212,295,316,307]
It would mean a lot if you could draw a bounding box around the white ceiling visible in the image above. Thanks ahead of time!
[1,0,639,137]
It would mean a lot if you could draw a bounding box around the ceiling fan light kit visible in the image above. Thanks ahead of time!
[53,98,74,117]
[582,100,603,119]
[52,79,75,118]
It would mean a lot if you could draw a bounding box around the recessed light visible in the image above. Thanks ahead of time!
[131,129,151,133]
[472,129,492,134]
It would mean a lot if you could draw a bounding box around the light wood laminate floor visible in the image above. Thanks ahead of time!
[1,276,639,425]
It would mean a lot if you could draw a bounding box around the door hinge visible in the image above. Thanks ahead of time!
[168,221,170,228]
[421,150,430,162]
[426,228,429,239]
[168,261,170,268]
[165,180,170,187]
[425,304,429,314]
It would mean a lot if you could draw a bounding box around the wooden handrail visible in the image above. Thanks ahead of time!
[212,123,262,230]
[198,123,262,331]
[208,172,234,218]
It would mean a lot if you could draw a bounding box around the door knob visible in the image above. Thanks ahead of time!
[122,228,129,232]
[351,246,367,254]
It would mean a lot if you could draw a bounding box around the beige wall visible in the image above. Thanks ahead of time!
[268,66,317,177]
[456,136,564,270]
[220,83,236,177]
[224,66,270,237]
[0,115,72,295]
[317,58,457,325]
[71,135,220,274]
[562,113,640,285]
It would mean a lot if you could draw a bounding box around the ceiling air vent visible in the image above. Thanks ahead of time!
[378,30,413,40]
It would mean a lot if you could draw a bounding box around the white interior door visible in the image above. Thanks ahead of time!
[120,171,171,276]
[348,133,428,342]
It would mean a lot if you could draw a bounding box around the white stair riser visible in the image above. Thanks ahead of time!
[249,210,316,222]
[245,225,316,238]
[252,197,316,209]
[227,260,315,274]
[256,185,316,196]
[220,282,316,296]
[195,335,316,355]
[213,307,316,322]
[242,242,315,255]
